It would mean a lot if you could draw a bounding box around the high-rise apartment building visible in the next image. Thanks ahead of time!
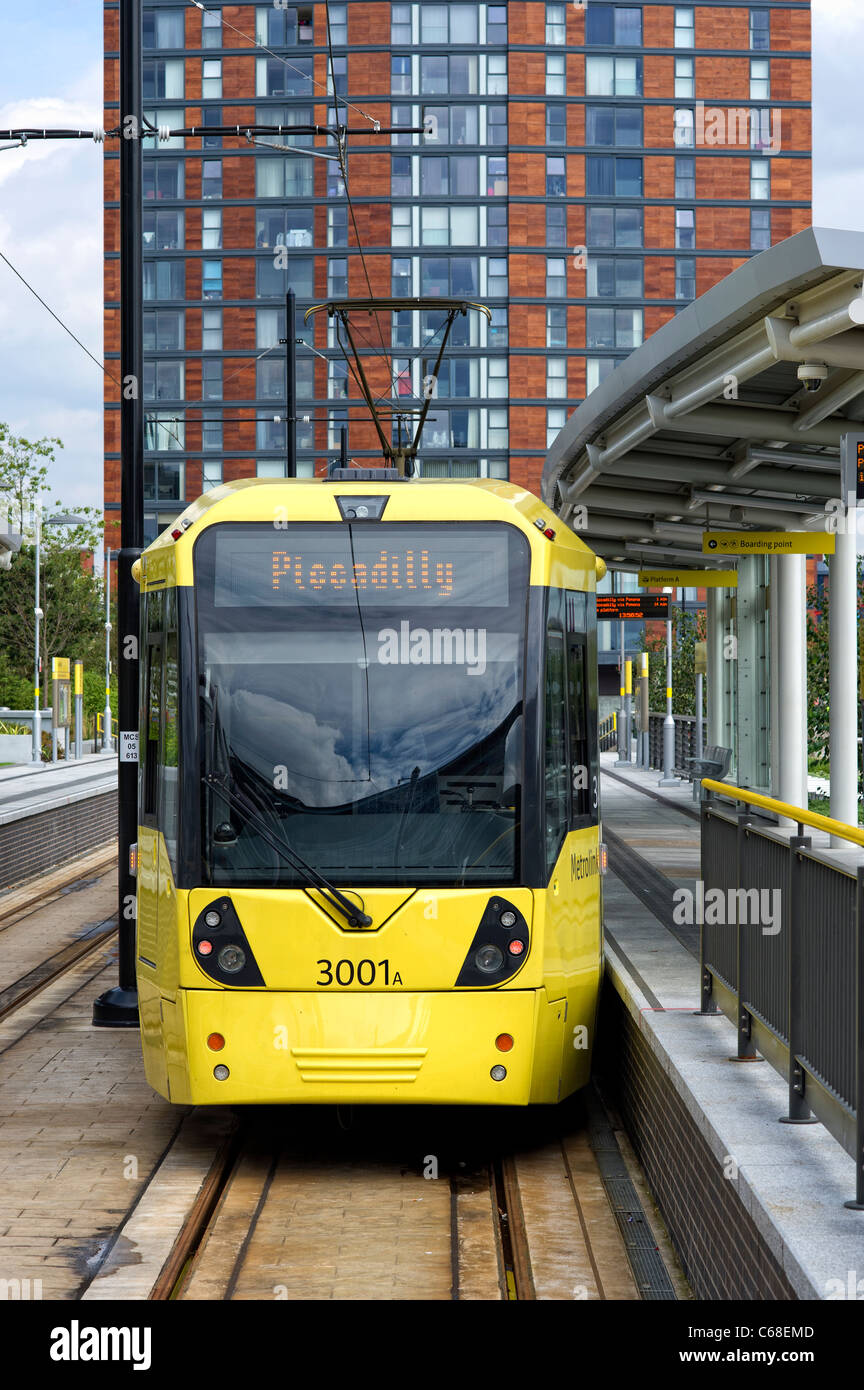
[103,2,811,543]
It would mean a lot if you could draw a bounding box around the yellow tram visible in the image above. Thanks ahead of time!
[134,475,605,1105]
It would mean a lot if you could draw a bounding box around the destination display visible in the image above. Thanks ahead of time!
[597,594,669,619]
[209,526,522,608]
[842,433,864,504]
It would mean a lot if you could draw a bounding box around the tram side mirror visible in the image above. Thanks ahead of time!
[214,821,238,845]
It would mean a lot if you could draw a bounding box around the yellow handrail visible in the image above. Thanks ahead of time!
[702,778,864,849]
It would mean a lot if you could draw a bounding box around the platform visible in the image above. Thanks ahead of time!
[0,754,117,892]
[600,752,864,1300]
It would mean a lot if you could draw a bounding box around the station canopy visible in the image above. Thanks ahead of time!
[542,227,864,567]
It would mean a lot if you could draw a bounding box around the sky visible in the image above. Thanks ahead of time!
[0,0,859,513]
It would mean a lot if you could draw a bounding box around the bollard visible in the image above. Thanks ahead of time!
[695,672,704,761]
[658,617,679,786]
[616,659,633,765]
[639,652,650,768]
[74,661,83,760]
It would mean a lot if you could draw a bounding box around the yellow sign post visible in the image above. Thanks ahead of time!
[703,532,835,556]
[638,569,738,588]
[51,657,71,681]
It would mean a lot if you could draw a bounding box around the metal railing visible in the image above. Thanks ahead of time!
[599,711,617,752]
[700,778,864,1207]
[648,712,699,774]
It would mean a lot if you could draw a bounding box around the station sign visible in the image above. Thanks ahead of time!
[51,657,70,681]
[597,593,669,619]
[637,569,738,588]
[702,532,835,556]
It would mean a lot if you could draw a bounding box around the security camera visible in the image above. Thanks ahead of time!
[797,362,828,392]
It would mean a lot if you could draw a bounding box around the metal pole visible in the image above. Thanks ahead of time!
[639,651,649,768]
[285,287,296,478]
[829,510,858,843]
[695,672,704,759]
[733,811,759,1060]
[103,548,113,753]
[616,660,632,766]
[31,506,41,763]
[74,661,83,760]
[780,834,817,1125]
[340,425,348,468]
[93,0,142,1027]
[617,616,626,758]
[659,614,679,785]
[776,554,808,821]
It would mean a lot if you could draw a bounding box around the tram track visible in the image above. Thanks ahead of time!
[139,1090,671,1303]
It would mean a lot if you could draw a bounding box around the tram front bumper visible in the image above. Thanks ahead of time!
[176,987,566,1105]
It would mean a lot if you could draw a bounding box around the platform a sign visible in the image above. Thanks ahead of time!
[597,593,669,619]
[638,569,738,588]
[702,532,835,556]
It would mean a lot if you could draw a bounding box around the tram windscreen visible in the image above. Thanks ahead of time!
[195,522,530,886]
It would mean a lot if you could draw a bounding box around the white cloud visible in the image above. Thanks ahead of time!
[0,64,104,512]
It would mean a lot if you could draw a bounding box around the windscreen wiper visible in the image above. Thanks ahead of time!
[204,771,373,929]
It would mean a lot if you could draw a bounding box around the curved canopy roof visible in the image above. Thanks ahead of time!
[542,227,864,566]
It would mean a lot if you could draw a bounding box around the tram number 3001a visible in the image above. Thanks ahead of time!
[316,959,404,987]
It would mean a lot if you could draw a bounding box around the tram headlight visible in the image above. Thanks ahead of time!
[500,910,517,928]
[475,944,505,974]
[218,944,246,974]
[490,1065,507,1082]
[204,910,221,928]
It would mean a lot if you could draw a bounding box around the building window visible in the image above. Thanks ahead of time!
[144,310,184,351]
[675,57,694,98]
[142,212,180,256]
[202,460,223,492]
[675,208,695,249]
[143,160,183,200]
[750,8,770,50]
[422,205,480,246]
[144,412,185,451]
[392,257,412,295]
[143,10,184,49]
[202,359,222,400]
[546,257,567,297]
[586,356,624,393]
[751,157,770,199]
[487,54,507,95]
[546,205,567,248]
[393,205,413,247]
[328,258,348,296]
[673,108,695,148]
[329,360,349,400]
[547,358,567,399]
[254,104,314,149]
[256,155,313,199]
[546,104,567,145]
[143,260,184,300]
[750,58,770,100]
[751,208,771,250]
[200,259,221,300]
[546,53,565,96]
[585,5,642,45]
[420,55,479,96]
[487,156,508,194]
[488,5,508,42]
[487,358,508,399]
[675,156,695,198]
[586,155,642,197]
[488,408,509,450]
[255,5,314,46]
[547,306,567,347]
[586,307,643,348]
[392,155,412,196]
[201,107,222,150]
[143,57,184,100]
[201,308,222,350]
[202,209,222,250]
[202,412,222,451]
[423,104,480,144]
[328,3,347,44]
[586,106,642,147]
[546,156,566,197]
[489,307,508,346]
[487,205,508,247]
[675,257,696,299]
[201,159,222,198]
[143,359,184,401]
[144,460,184,503]
[586,205,643,246]
[546,3,566,46]
[547,407,567,448]
[327,56,347,96]
[202,9,221,47]
[488,257,508,296]
[143,107,183,149]
[257,56,313,97]
[256,208,313,248]
[674,6,694,47]
[202,59,222,99]
[487,105,507,144]
[421,154,479,196]
[392,4,412,43]
[392,103,414,145]
[587,256,643,297]
[585,56,642,97]
[420,256,479,297]
[421,4,478,43]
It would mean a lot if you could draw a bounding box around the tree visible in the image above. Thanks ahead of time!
[805,569,864,762]
[640,605,706,716]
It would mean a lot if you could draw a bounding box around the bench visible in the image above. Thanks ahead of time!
[685,744,732,802]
